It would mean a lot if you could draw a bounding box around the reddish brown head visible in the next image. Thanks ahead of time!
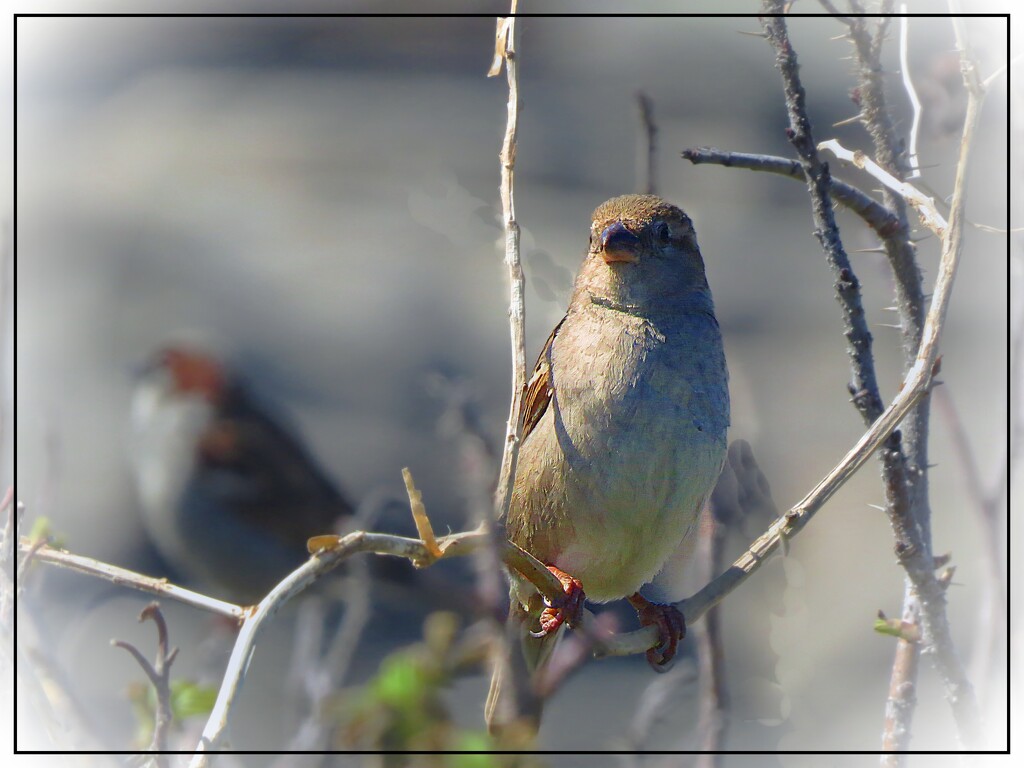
[157,347,228,405]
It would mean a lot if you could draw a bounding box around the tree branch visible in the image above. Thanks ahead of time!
[681,147,901,238]
[111,602,179,764]
[15,541,246,623]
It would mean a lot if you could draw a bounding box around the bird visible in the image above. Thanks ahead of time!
[485,194,730,733]
[129,344,364,603]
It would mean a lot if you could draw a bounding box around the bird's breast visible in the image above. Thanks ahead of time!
[509,306,729,602]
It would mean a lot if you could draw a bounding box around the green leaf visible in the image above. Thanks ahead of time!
[873,618,920,643]
[373,656,428,708]
[170,680,217,719]
[451,732,500,767]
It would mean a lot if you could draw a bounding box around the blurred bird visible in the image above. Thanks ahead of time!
[486,195,730,732]
[130,345,364,603]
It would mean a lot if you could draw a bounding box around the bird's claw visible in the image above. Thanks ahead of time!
[628,593,686,671]
[530,565,585,638]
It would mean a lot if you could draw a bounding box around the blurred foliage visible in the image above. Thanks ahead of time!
[126,678,217,748]
[329,611,542,767]
[27,516,64,549]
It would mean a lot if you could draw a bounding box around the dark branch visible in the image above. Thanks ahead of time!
[681,147,901,238]
[112,602,179,763]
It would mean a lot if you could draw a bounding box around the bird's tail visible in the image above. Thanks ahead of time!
[485,595,562,739]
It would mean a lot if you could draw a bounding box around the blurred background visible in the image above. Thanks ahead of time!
[13,2,1011,762]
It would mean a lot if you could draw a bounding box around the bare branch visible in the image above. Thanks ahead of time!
[112,602,179,763]
[760,3,888,429]
[819,140,948,236]
[898,7,923,179]
[681,147,902,237]
[635,90,658,195]
[16,540,246,623]
[486,0,542,733]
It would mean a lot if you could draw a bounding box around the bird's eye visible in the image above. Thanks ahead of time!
[654,222,671,243]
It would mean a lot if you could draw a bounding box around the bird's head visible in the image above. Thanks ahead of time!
[135,345,229,409]
[576,194,711,312]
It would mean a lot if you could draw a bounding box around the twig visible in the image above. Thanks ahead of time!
[490,0,526,536]
[981,51,1023,90]
[881,601,921,759]
[112,602,180,763]
[635,90,658,195]
[486,0,541,733]
[898,6,922,179]
[759,6,926,603]
[0,487,14,628]
[760,3,888,429]
[187,518,559,764]
[694,511,728,766]
[681,147,901,237]
[829,6,935,757]
[16,541,246,623]
[278,495,383,755]
[819,139,948,236]
[403,467,443,563]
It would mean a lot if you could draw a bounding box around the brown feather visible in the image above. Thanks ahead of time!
[520,316,564,442]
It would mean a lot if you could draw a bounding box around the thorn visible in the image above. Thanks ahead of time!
[877,323,902,329]
[937,565,956,588]
[833,113,864,127]
[867,503,887,512]
[736,29,768,38]
[933,552,952,569]
[851,246,888,254]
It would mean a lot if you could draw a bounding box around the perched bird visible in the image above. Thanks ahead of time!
[486,194,730,731]
[130,345,360,603]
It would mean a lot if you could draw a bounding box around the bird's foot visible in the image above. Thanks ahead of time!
[531,565,585,638]
[628,593,686,671]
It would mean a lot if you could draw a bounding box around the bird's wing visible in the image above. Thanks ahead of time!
[520,316,565,441]
[197,387,354,544]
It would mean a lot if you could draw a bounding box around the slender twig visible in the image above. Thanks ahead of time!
[16,541,246,623]
[981,51,1022,90]
[490,0,527,533]
[112,602,180,763]
[0,487,14,628]
[881,601,921,757]
[277,496,382,755]
[819,140,948,236]
[486,1,542,733]
[681,147,901,237]
[635,90,658,195]
[898,6,922,179]
[694,511,728,766]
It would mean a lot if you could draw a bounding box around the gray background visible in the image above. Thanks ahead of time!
[14,3,1011,760]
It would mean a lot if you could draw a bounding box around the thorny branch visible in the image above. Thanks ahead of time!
[681,147,901,237]
[758,0,980,748]
[817,3,932,758]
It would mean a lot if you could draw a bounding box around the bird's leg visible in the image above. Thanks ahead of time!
[628,592,686,671]
[532,565,585,637]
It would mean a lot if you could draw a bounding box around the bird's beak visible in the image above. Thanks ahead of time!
[599,221,640,263]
